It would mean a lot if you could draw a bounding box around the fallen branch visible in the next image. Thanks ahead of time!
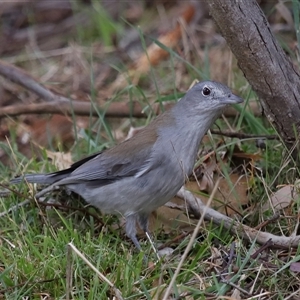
[0,59,259,119]
[0,60,73,103]
[0,99,153,119]
[177,187,300,249]
[0,99,253,119]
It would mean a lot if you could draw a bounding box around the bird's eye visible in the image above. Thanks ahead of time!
[202,86,211,96]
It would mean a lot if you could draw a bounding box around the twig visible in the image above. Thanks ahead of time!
[157,230,193,250]
[219,278,251,296]
[253,213,280,230]
[210,129,279,140]
[0,60,259,119]
[0,99,154,119]
[226,242,236,267]
[0,100,251,119]
[0,60,64,102]
[250,239,274,259]
[66,243,73,300]
[163,180,220,300]
[67,243,124,300]
[177,188,300,249]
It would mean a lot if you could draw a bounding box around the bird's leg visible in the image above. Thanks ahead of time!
[138,213,160,259]
[125,215,141,251]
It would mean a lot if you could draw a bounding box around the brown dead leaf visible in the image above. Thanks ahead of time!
[143,146,251,236]
[44,150,73,170]
[209,246,223,268]
[29,115,74,148]
[193,152,218,192]
[144,195,198,235]
[262,185,296,212]
[229,145,262,172]
[142,172,249,239]
[218,174,249,215]
[186,173,249,217]
[232,152,262,161]
[231,287,242,300]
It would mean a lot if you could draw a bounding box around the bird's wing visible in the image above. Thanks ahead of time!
[56,129,159,185]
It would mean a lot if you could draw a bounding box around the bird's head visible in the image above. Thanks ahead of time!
[181,81,243,113]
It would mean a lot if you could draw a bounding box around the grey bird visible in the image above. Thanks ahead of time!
[11,81,243,250]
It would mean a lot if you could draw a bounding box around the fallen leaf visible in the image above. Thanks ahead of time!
[186,173,249,216]
[262,185,296,212]
[44,150,73,170]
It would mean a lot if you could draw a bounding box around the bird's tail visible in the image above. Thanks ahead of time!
[10,172,68,185]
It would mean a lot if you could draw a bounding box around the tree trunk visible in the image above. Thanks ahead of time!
[205,0,300,147]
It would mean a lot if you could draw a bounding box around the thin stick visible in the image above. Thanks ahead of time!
[0,60,260,119]
[162,179,220,300]
[145,231,160,260]
[0,98,255,120]
[67,242,124,300]
[66,244,73,300]
[0,60,58,102]
[210,129,279,140]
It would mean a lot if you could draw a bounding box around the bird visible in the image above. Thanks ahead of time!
[11,81,243,251]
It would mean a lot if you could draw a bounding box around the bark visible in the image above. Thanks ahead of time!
[205,0,300,146]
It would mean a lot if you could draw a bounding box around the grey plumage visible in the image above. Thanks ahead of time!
[11,81,243,250]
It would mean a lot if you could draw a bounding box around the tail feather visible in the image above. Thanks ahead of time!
[10,172,69,185]
[11,152,100,186]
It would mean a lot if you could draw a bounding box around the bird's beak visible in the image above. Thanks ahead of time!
[223,94,244,104]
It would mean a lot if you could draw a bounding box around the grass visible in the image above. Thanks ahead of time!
[1,2,300,299]
[3,133,300,299]
[0,191,234,299]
